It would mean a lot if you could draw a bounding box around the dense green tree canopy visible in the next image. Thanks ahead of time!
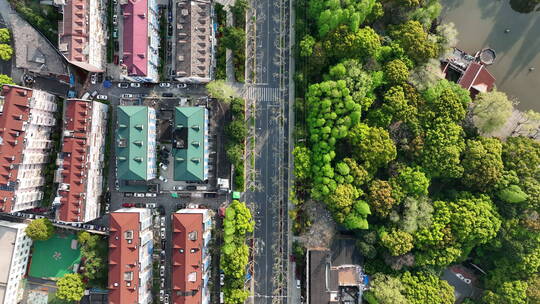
[56,274,85,301]
[25,218,54,241]
[390,21,438,64]
[401,272,455,304]
[461,137,504,192]
[473,90,515,134]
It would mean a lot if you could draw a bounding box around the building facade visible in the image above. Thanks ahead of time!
[0,85,57,213]
[173,107,209,181]
[108,208,153,304]
[171,208,212,304]
[116,106,157,189]
[54,99,108,222]
[174,0,213,83]
[121,0,160,82]
[0,220,32,304]
[58,0,107,72]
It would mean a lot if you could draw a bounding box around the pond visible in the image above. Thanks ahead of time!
[441,0,540,111]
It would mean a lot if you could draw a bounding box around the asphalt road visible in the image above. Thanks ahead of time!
[246,0,292,302]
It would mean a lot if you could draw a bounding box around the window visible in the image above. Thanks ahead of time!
[124,271,133,281]
[124,230,133,240]
[190,248,198,253]
[188,272,197,282]
[179,249,184,253]
[188,231,198,241]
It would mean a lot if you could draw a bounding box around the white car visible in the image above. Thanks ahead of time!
[160,228,166,239]
[160,216,166,227]
[160,265,165,276]
[220,273,224,286]
[118,83,129,88]
[146,193,157,197]
[159,83,171,88]
[90,73,97,84]
[159,163,168,170]
[177,83,187,88]
[146,203,157,208]
[121,93,133,98]
[96,94,108,100]
[158,175,168,182]
[164,294,170,304]
[134,193,145,197]
[130,83,141,88]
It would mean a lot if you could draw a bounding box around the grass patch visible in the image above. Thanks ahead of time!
[29,233,82,279]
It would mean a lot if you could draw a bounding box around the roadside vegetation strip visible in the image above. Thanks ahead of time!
[215,3,227,80]
[220,200,254,304]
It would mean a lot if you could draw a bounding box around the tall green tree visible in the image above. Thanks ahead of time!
[420,120,465,178]
[381,229,414,256]
[0,28,10,43]
[25,218,54,241]
[461,137,504,192]
[0,44,13,61]
[348,124,396,172]
[401,271,455,304]
[56,274,85,302]
[472,90,514,134]
[368,274,409,304]
[390,20,438,64]
[0,74,14,86]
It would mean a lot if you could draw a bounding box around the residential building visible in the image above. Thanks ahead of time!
[175,0,213,83]
[441,48,496,98]
[307,239,367,304]
[54,99,108,222]
[0,220,32,304]
[120,0,160,82]
[108,208,154,304]
[58,0,106,72]
[171,208,212,304]
[116,106,157,188]
[173,107,209,181]
[0,85,57,213]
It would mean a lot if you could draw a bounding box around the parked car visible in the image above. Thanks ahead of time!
[177,83,187,88]
[204,193,217,198]
[105,203,110,212]
[186,185,197,191]
[160,216,166,227]
[162,92,173,97]
[220,273,225,286]
[159,82,171,88]
[160,228,165,239]
[146,193,157,197]
[97,94,108,100]
[121,93,133,98]
[130,82,141,88]
[115,180,119,190]
[164,294,170,304]
[114,41,119,52]
[124,192,134,197]
[118,82,129,88]
[160,265,165,276]
[146,203,156,208]
[296,279,301,288]
[159,163,167,170]
[112,14,118,25]
[90,73,97,84]
[173,185,184,191]
[176,203,186,210]
[158,175,168,182]
[134,193,145,197]
[122,203,135,208]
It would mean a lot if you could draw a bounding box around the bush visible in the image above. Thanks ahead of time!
[0,44,13,61]
[56,274,85,302]
[0,28,10,43]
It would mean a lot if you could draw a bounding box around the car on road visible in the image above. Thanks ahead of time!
[115,180,119,190]
[146,203,157,208]
[159,83,171,88]
[160,228,166,239]
[220,273,224,286]
[90,73,97,84]
[134,193,145,197]
[121,93,134,98]
[186,185,197,191]
[159,163,167,170]
[177,83,187,88]
[146,193,157,197]
[159,290,164,302]
[91,91,98,98]
[122,203,135,208]
[296,279,301,288]
[164,294,170,304]
[130,83,141,88]
[162,92,173,97]
[124,192,133,197]
[160,216,166,227]
[139,93,148,97]
[112,14,118,25]
[118,82,129,88]
[114,41,119,52]
[176,203,186,210]
[105,203,110,212]
[96,94,108,100]
[160,265,165,277]
[173,185,184,191]
[158,175,168,182]
[204,193,217,198]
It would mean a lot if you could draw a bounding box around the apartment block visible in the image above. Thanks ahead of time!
[0,85,57,213]
[54,99,108,223]
[109,208,154,304]
[116,106,157,188]
[173,107,209,181]
[175,0,213,83]
[120,0,160,82]
[171,208,212,304]
[0,220,32,304]
[58,0,106,72]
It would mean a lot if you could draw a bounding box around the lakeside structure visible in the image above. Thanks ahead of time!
[58,0,107,72]
[116,106,157,191]
[174,0,213,83]
[171,208,212,304]
[54,99,108,223]
[0,85,58,213]
[0,220,32,304]
[173,107,209,182]
[108,208,154,304]
[441,48,496,98]
[120,0,160,82]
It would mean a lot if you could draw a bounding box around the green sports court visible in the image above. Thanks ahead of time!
[29,233,82,279]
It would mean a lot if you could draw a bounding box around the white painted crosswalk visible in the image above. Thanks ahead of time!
[242,87,280,102]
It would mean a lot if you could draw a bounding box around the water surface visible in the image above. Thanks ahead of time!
[441,0,540,111]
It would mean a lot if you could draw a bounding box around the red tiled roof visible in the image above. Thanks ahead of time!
[172,212,203,304]
[0,85,33,212]
[58,100,91,222]
[122,0,148,76]
[108,212,141,304]
[59,0,88,63]
[458,62,495,92]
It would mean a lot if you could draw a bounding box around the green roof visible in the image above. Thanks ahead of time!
[173,107,207,181]
[116,106,151,181]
